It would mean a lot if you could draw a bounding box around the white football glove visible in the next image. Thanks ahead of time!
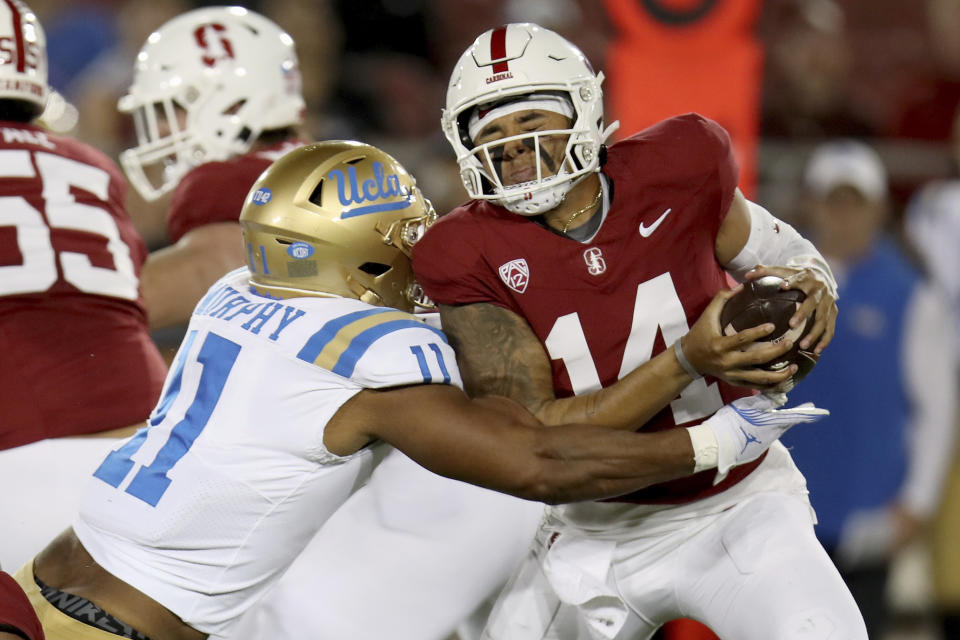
[700,393,829,484]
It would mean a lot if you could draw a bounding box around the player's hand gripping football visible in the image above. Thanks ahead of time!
[745,265,838,355]
[679,287,799,390]
[703,393,829,484]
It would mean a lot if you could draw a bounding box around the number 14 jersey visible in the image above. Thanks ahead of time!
[413,114,756,505]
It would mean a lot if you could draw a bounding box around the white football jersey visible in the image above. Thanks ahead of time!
[74,268,461,636]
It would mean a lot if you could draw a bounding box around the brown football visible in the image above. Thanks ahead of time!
[719,276,818,389]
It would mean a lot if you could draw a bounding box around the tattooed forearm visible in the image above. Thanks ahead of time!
[439,303,687,430]
[439,303,555,413]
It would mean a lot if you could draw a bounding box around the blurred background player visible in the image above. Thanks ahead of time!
[117,5,307,332]
[12,141,826,640]
[0,0,166,572]
[782,139,957,638]
[902,120,960,639]
[412,23,864,639]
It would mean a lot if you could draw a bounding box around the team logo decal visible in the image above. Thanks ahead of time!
[287,241,314,259]
[251,187,272,205]
[485,26,514,84]
[330,161,411,218]
[193,23,235,67]
[498,258,529,294]
[583,247,606,276]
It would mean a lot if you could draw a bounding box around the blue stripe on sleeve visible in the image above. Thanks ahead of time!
[333,320,448,378]
[296,308,397,363]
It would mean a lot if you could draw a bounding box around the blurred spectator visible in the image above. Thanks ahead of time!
[904,109,960,340]
[0,572,43,640]
[903,109,960,639]
[426,0,508,74]
[889,0,960,141]
[264,0,353,142]
[760,0,877,139]
[41,1,120,98]
[782,140,958,638]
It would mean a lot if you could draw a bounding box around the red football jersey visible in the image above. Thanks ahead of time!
[167,140,304,242]
[413,114,759,504]
[0,122,167,449]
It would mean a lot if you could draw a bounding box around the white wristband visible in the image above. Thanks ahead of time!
[686,423,719,473]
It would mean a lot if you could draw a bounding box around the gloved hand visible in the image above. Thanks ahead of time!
[703,393,829,484]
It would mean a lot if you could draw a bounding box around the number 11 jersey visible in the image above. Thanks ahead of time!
[75,268,460,636]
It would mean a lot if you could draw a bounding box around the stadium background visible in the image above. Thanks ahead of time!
[27,0,960,638]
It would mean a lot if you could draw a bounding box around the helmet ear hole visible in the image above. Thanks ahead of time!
[358,262,391,276]
[223,99,247,116]
[308,180,325,206]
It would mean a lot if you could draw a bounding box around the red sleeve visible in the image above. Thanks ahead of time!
[0,572,44,640]
[412,208,513,309]
[690,114,739,229]
[166,159,268,243]
[668,114,738,235]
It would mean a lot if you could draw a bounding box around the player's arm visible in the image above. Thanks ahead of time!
[140,222,246,329]
[716,188,838,354]
[326,383,687,503]
[439,299,794,430]
[324,383,827,503]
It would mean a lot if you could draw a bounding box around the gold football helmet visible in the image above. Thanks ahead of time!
[239,141,436,311]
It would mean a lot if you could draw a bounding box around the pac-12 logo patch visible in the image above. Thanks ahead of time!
[498,258,529,294]
[251,187,272,205]
[287,241,314,259]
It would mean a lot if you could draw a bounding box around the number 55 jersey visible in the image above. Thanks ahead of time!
[0,122,166,448]
[413,113,756,506]
[75,268,460,636]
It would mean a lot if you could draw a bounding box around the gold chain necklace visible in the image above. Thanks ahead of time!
[562,185,603,233]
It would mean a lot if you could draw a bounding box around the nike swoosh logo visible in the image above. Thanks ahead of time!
[638,208,672,238]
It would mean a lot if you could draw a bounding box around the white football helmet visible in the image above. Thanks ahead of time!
[118,6,305,201]
[442,23,618,215]
[0,0,48,117]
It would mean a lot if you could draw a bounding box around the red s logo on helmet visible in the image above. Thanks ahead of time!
[193,23,234,67]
